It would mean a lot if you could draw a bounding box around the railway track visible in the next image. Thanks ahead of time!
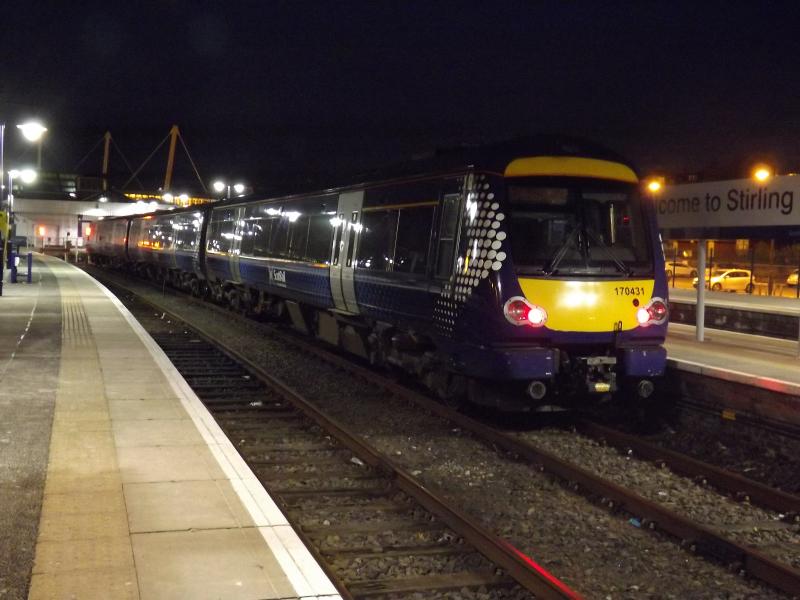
[122,288,576,599]
[96,268,800,596]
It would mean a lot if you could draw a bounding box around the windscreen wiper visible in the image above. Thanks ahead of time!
[544,226,579,275]
[583,227,633,276]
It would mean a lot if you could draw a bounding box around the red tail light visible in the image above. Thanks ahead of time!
[504,297,547,327]
[637,298,668,327]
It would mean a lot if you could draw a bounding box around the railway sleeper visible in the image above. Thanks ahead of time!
[345,571,513,597]
[300,518,447,537]
[327,544,472,560]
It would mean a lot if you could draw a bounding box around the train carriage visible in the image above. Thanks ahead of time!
[90,137,668,412]
[86,217,130,266]
[126,209,207,292]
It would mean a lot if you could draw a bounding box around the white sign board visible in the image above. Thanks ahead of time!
[657,175,800,230]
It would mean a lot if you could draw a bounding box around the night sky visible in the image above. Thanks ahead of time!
[3,1,800,193]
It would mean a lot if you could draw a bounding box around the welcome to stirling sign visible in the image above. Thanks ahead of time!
[656,175,800,239]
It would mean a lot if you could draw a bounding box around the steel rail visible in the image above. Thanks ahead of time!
[576,420,800,517]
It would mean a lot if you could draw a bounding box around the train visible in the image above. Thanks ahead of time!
[88,137,668,412]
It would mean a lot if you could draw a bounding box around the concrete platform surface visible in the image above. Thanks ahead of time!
[667,322,800,396]
[669,287,800,316]
[0,255,340,600]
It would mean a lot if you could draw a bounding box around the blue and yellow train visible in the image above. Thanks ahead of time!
[88,137,668,411]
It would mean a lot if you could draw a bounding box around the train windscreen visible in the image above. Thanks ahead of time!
[506,179,652,276]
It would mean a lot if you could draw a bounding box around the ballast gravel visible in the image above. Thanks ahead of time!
[105,273,784,599]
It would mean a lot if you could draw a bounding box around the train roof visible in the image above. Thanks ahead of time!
[353,135,637,181]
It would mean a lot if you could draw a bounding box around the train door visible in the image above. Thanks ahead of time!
[329,191,363,314]
[229,206,244,284]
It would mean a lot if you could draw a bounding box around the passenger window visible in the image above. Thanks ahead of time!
[332,213,344,265]
[358,210,398,271]
[346,211,359,267]
[289,215,310,260]
[207,209,236,254]
[270,210,290,258]
[394,206,434,275]
[307,214,335,263]
[435,194,461,278]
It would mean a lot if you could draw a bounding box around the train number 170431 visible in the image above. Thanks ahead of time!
[614,286,645,296]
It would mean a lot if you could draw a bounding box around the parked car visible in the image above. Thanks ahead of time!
[665,260,697,278]
[787,269,799,286]
[693,269,754,292]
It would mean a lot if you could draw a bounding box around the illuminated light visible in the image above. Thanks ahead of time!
[647,180,662,193]
[233,183,245,194]
[285,211,301,222]
[213,180,226,193]
[636,298,668,327]
[85,225,92,237]
[69,192,76,198]
[17,121,47,141]
[503,297,547,327]
[162,193,174,203]
[527,306,547,325]
[753,166,772,182]
[38,226,46,236]
[99,196,108,203]
[329,217,341,227]
[179,193,189,203]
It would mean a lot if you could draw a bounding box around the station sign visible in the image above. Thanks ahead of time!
[656,175,800,230]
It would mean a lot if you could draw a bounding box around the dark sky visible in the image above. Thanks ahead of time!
[3,1,800,192]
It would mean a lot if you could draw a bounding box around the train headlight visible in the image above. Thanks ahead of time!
[637,297,668,327]
[504,297,547,327]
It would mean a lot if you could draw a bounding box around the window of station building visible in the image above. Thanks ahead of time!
[207,209,237,254]
[358,209,398,271]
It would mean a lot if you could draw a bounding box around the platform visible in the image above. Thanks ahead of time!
[0,255,339,600]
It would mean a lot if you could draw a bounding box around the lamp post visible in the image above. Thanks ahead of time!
[212,180,246,200]
[0,120,46,295]
[8,168,37,215]
[17,121,47,169]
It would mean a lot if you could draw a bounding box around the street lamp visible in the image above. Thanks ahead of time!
[212,179,246,200]
[646,176,665,194]
[16,121,47,169]
[752,165,772,182]
[7,168,37,214]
